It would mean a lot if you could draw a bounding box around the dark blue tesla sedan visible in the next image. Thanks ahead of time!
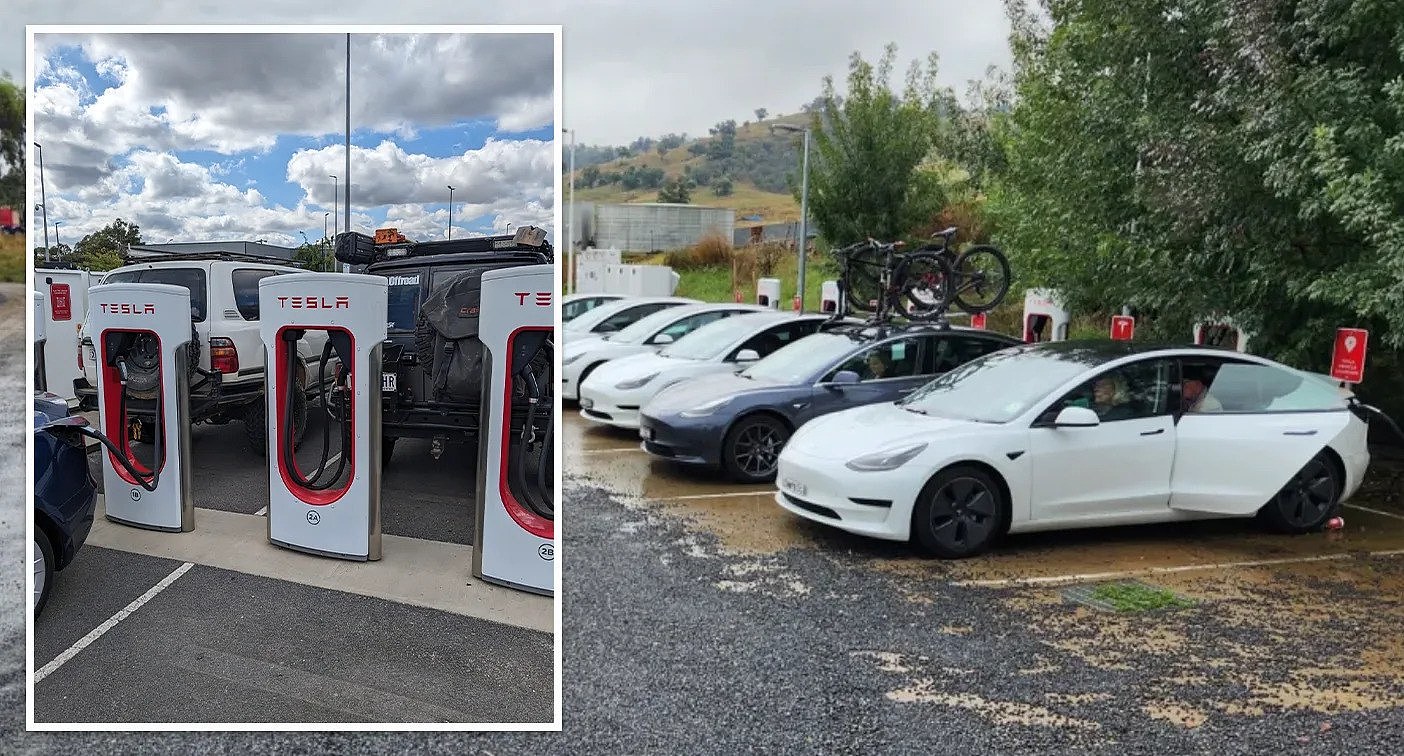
[34,391,98,616]
[638,323,1021,482]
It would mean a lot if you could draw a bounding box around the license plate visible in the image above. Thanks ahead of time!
[781,478,807,496]
[639,427,653,440]
[580,398,594,410]
[382,373,397,392]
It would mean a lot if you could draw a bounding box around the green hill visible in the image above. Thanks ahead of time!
[564,114,812,226]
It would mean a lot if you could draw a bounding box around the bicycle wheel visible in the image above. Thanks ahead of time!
[893,251,953,321]
[950,244,1011,314]
[843,257,885,314]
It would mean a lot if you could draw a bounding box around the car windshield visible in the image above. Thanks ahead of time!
[659,315,762,360]
[740,333,861,383]
[900,346,1098,422]
[608,307,699,344]
[102,267,208,322]
[566,300,633,332]
[384,272,421,331]
[564,296,613,321]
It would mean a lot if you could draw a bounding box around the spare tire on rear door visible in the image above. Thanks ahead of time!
[417,270,487,404]
[115,325,201,400]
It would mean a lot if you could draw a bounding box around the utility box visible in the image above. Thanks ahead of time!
[1022,288,1070,343]
[35,268,93,402]
[820,280,840,313]
[756,278,781,309]
[575,247,622,294]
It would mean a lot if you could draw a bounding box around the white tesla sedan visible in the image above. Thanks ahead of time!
[564,295,699,345]
[562,302,767,400]
[775,342,1371,558]
[578,311,832,429]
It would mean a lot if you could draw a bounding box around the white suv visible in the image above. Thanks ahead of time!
[76,258,331,452]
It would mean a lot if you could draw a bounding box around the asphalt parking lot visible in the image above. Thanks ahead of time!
[559,409,1404,751]
[32,405,553,724]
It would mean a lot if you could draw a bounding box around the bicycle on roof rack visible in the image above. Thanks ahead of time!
[916,226,1011,315]
[827,237,954,325]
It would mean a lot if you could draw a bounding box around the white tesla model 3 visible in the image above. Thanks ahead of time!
[775,342,1372,558]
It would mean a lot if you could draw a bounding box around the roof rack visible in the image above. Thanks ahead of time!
[334,225,553,267]
[122,249,308,266]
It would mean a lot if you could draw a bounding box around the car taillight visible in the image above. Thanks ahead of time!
[209,337,239,374]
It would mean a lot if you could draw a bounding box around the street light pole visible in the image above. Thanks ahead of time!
[770,123,811,311]
[329,175,338,240]
[344,32,352,273]
[34,141,50,258]
[324,212,331,271]
[54,221,61,252]
[565,127,576,294]
[447,185,455,240]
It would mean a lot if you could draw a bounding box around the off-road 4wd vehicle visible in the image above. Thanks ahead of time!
[75,254,333,452]
[334,225,554,465]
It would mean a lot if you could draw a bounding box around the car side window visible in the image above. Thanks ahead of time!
[831,337,923,381]
[1045,359,1173,423]
[231,268,280,320]
[650,310,731,343]
[922,335,1009,375]
[733,320,816,360]
[598,303,667,332]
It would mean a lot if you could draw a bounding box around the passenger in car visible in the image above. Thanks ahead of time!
[1182,371,1223,413]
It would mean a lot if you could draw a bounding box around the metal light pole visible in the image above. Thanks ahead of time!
[329,175,338,240]
[53,221,61,252]
[565,127,576,293]
[343,33,352,273]
[34,141,50,257]
[447,185,455,240]
[771,123,810,311]
[323,211,331,271]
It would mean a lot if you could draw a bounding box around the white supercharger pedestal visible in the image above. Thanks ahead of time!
[820,280,840,313]
[756,277,781,309]
[261,273,387,561]
[90,283,195,532]
[1022,288,1070,343]
[1194,318,1253,353]
[474,264,555,595]
[33,291,47,392]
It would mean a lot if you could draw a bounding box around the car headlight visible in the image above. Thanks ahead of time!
[563,351,586,365]
[615,372,659,390]
[680,397,728,418]
[845,442,928,472]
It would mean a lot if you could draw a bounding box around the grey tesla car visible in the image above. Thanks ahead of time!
[638,323,1021,482]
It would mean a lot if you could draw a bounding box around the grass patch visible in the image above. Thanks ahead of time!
[1074,581,1196,613]
[0,234,25,283]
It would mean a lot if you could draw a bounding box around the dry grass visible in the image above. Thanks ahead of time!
[664,232,735,270]
[0,234,25,283]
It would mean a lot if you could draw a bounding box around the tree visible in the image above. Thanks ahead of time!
[0,165,21,210]
[0,73,22,174]
[707,119,738,161]
[755,108,768,122]
[580,164,601,187]
[658,176,692,204]
[657,133,687,153]
[804,44,948,245]
[292,240,332,271]
[73,218,144,270]
[711,175,734,197]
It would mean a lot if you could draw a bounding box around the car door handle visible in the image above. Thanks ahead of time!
[1283,430,1318,436]
[1140,428,1165,436]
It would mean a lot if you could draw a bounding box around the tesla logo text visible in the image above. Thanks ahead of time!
[100,303,157,315]
[514,292,552,306]
[277,295,350,309]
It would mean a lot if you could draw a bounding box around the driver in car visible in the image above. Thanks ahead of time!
[1181,371,1223,413]
[866,352,890,380]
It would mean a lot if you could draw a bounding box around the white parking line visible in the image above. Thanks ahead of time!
[578,447,644,454]
[35,561,194,683]
[657,491,772,502]
[254,506,268,517]
[1345,503,1404,522]
[954,549,1404,589]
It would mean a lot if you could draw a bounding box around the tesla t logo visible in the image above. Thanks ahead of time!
[277,295,350,309]
[514,292,552,307]
[100,303,157,315]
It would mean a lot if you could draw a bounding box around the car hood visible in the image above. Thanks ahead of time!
[588,351,688,382]
[785,401,984,461]
[646,371,784,414]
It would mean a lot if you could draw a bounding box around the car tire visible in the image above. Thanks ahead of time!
[721,415,790,483]
[34,528,55,617]
[1258,451,1341,534]
[912,465,1006,559]
[382,436,397,468]
[244,387,308,456]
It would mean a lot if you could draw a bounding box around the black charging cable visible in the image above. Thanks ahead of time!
[281,332,352,491]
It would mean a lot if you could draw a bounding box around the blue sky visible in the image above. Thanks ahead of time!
[30,31,557,249]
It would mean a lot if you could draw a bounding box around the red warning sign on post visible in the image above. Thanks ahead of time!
[1330,328,1369,384]
[49,283,72,321]
[970,313,987,330]
[1110,315,1135,341]
[792,295,801,312]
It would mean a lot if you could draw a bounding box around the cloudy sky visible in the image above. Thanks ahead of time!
[6,2,1013,245]
[27,31,556,248]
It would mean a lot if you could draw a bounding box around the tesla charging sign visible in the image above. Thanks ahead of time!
[261,273,388,561]
[475,264,555,595]
[1331,328,1369,384]
[89,283,196,532]
[970,313,987,330]
[49,283,72,321]
[1110,315,1135,341]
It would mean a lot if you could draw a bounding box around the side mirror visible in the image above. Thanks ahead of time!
[652,333,675,345]
[827,370,860,387]
[1053,406,1101,428]
[735,349,760,362]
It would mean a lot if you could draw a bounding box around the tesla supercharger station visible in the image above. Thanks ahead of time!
[261,273,387,561]
[756,277,781,309]
[33,291,47,392]
[1194,318,1253,352]
[820,280,840,313]
[1023,288,1070,343]
[89,283,195,532]
[475,264,555,595]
